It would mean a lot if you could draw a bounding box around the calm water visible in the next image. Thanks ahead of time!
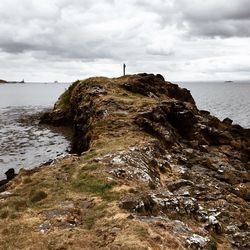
[177,80,250,128]
[0,83,71,179]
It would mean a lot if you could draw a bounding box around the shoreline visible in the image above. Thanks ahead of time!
[0,106,72,182]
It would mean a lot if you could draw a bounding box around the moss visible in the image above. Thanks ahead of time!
[30,190,48,203]
[72,174,113,200]
[82,149,98,161]
[56,80,80,112]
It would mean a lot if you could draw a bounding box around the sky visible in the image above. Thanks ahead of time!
[0,0,250,82]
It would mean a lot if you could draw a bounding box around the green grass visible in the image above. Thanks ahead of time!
[72,174,113,200]
[29,190,47,203]
[82,149,98,161]
[56,80,79,111]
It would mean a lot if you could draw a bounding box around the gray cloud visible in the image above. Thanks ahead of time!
[0,0,250,81]
[175,0,250,38]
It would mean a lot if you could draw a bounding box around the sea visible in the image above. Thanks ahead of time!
[0,80,249,179]
[177,80,250,128]
[0,82,71,179]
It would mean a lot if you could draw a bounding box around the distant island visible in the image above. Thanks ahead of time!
[0,79,25,84]
[224,80,234,83]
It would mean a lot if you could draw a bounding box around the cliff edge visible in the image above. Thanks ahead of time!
[0,74,249,249]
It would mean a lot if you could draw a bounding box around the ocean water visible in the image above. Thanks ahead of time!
[177,80,250,128]
[0,82,71,179]
[0,80,249,179]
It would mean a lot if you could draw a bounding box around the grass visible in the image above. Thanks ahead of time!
[56,80,79,112]
[29,190,47,203]
[82,149,98,161]
[8,197,28,211]
[72,173,114,200]
[80,162,100,171]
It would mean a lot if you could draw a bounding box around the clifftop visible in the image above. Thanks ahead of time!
[1,74,249,249]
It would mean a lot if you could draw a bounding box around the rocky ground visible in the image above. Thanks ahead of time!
[0,74,249,249]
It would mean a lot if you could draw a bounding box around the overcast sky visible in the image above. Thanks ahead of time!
[0,0,250,82]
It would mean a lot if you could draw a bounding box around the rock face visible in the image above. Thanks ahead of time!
[1,74,249,249]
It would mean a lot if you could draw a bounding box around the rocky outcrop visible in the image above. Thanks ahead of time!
[0,79,7,83]
[1,74,249,249]
[0,168,17,191]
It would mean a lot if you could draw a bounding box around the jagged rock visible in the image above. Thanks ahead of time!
[136,101,197,142]
[186,234,217,250]
[205,215,223,234]
[35,73,250,249]
[167,179,194,192]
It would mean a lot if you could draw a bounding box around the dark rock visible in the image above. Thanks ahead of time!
[0,168,17,192]
[156,74,165,81]
[0,179,8,187]
[223,117,233,126]
[167,179,194,192]
[200,127,232,145]
[200,110,210,115]
[122,74,195,104]
[136,101,197,142]
[5,168,16,180]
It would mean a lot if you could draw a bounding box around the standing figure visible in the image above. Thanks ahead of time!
[123,63,126,76]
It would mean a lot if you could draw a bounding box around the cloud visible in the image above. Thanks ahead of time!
[0,0,250,81]
[175,0,250,38]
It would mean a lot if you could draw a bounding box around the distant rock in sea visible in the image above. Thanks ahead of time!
[0,79,7,83]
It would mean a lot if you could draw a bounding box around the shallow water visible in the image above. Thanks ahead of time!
[177,80,250,128]
[0,83,71,179]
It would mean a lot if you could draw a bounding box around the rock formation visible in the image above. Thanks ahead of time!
[0,74,249,249]
[0,79,7,83]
